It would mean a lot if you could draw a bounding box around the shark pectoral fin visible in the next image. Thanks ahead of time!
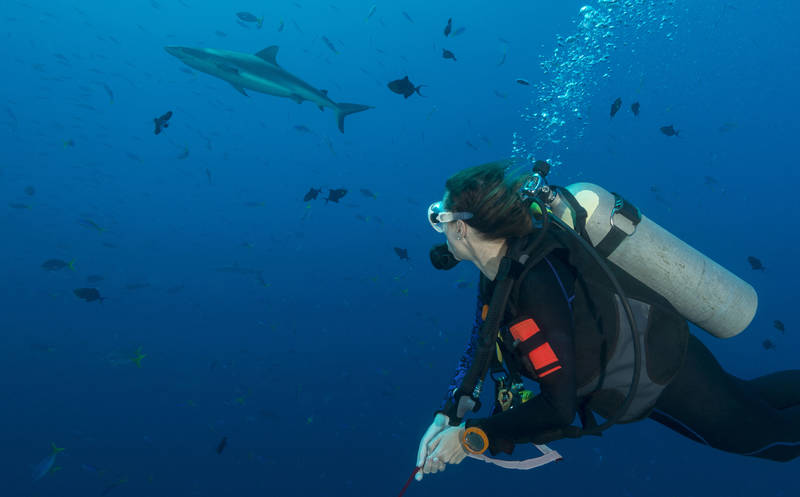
[289,94,303,104]
[229,83,248,96]
[255,46,280,66]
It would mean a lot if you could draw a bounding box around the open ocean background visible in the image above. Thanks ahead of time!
[1,0,798,495]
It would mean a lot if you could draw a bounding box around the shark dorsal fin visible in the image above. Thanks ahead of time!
[255,46,280,65]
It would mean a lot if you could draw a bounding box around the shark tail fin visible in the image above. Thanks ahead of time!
[335,103,373,133]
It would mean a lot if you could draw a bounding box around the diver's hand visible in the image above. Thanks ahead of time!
[427,423,468,467]
[415,413,450,481]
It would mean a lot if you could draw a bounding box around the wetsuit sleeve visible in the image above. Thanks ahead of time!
[437,291,485,419]
[466,258,577,454]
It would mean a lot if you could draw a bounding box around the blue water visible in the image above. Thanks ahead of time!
[1,0,798,495]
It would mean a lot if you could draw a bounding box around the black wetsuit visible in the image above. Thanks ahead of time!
[438,249,800,462]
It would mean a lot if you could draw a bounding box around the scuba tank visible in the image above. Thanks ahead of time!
[527,167,757,339]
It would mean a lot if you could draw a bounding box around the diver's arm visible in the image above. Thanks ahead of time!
[437,290,485,418]
[466,259,577,453]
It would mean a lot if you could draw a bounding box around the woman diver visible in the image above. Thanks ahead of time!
[414,160,800,481]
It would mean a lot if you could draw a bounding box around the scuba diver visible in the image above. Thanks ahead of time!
[415,159,800,480]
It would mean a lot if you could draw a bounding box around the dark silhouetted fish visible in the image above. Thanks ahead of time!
[321,36,338,54]
[304,187,322,201]
[515,78,530,86]
[610,97,622,118]
[325,188,347,203]
[452,27,466,36]
[74,287,105,303]
[442,49,457,61]
[293,124,312,133]
[42,259,74,271]
[388,76,425,98]
[24,185,35,196]
[660,124,679,136]
[631,101,640,116]
[154,110,172,135]
[444,18,452,36]
[762,339,776,351]
[747,256,765,271]
[402,11,414,23]
[216,436,228,455]
[359,188,377,199]
[394,247,409,260]
[236,12,263,28]
[774,320,785,333]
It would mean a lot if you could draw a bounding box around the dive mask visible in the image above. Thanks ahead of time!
[428,201,474,233]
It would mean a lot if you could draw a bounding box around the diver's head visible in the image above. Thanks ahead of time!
[429,160,533,276]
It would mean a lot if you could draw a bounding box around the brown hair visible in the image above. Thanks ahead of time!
[444,159,533,240]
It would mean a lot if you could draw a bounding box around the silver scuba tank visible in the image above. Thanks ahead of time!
[547,182,757,339]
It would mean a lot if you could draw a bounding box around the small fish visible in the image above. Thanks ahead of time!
[325,188,347,203]
[451,27,466,36]
[87,274,105,283]
[455,280,471,289]
[42,259,75,271]
[631,101,640,116]
[442,49,457,61]
[63,138,75,147]
[402,11,414,23]
[74,287,105,303]
[466,140,478,151]
[131,347,146,367]
[388,76,425,98]
[762,339,776,351]
[365,5,376,22]
[515,78,530,86]
[660,124,679,137]
[236,12,264,28]
[293,124,312,133]
[493,89,508,98]
[747,256,765,271]
[394,247,410,260]
[774,320,785,333]
[215,30,228,37]
[31,443,65,481]
[154,110,172,135]
[321,36,338,54]
[610,97,622,118]
[304,187,322,201]
[278,19,285,31]
[359,188,377,199]
[216,436,228,455]
[497,51,507,66]
[24,185,35,196]
[78,218,105,232]
[101,82,114,103]
[444,17,452,37]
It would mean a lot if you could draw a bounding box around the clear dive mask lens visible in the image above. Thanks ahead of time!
[427,201,474,233]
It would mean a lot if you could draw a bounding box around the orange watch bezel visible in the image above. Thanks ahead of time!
[462,426,489,455]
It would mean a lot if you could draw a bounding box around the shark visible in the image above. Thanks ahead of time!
[164,45,373,133]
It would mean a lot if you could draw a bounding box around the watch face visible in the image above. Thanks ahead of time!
[463,427,488,454]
